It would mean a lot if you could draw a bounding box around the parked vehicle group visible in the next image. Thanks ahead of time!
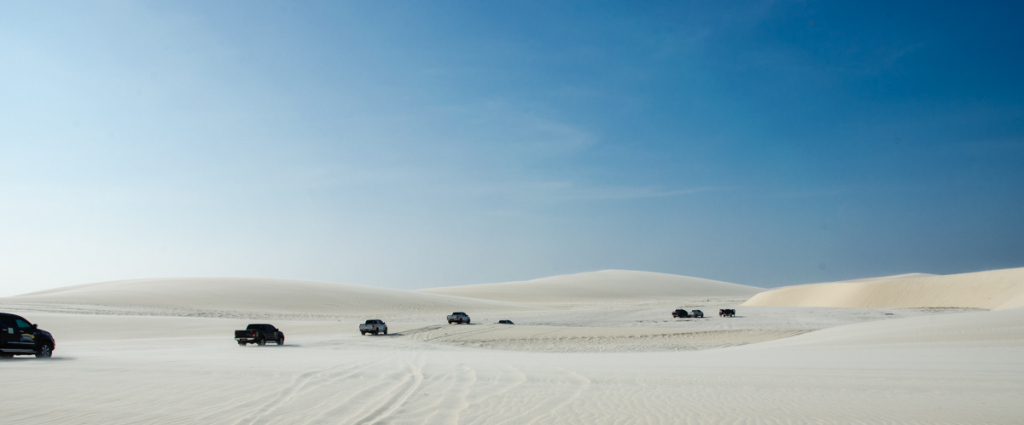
[671,308,735,319]
[671,309,708,318]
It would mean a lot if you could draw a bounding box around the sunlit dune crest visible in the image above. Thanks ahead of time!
[743,267,1024,310]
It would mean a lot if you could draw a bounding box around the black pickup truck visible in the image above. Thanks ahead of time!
[0,313,55,358]
[671,309,690,318]
[234,324,285,346]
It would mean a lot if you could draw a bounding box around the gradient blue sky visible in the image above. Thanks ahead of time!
[2,1,1023,296]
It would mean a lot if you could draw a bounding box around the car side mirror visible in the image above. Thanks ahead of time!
[30,324,37,330]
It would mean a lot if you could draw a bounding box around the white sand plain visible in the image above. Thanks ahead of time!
[1,269,1023,424]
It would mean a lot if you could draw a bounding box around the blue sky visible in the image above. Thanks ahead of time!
[2,1,1022,295]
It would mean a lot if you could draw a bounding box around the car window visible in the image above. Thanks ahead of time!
[14,318,31,329]
[0,316,13,329]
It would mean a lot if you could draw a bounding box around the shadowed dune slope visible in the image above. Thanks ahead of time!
[420,270,764,303]
[835,273,936,283]
[754,306,1024,348]
[743,267,1024,310]
[3,277,526,315]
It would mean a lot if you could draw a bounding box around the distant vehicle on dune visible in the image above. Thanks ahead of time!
[359,319,388,335]
[691,310,704,318]
[448,312,470,324]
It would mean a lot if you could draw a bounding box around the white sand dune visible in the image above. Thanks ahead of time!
[833,272,936,283]
[420,269,763,303]
[743,267,1024,310]
[756,305,1024,348]
[3,269,1024,423]
[6,277,528,317]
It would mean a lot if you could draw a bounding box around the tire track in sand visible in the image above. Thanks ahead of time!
[348,358,425,425]
[230,363,361,425]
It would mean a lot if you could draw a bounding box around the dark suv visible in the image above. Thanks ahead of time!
[0,313,55,358]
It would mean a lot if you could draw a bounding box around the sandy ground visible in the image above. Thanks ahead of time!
[2,270,1023,424]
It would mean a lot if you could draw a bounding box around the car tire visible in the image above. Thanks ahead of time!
[1,353,14,359]
[278,337,284,345]
[238,341,246,346]
[383,329,388,335]
[257,338,266,346]
[36,343,53,358]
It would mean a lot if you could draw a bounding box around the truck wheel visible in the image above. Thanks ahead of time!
[448,321,453,324]
[466,319,470,324]
[238,341,246,346]
[361,331,366,335]
[257,338,266,346]
[278,337,285,345]
[36,343,53,358]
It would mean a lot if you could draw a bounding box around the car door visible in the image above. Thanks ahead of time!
[0,315,16,352]
[11,317,37,352]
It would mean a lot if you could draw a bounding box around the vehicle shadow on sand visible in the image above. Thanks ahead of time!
[238,344,303,348]
[0,356,75,361]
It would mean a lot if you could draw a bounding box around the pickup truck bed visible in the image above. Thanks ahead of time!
[235,324,284,346]
[359,319,388,335]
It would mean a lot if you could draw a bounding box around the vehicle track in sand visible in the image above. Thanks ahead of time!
[398,324,812,352]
